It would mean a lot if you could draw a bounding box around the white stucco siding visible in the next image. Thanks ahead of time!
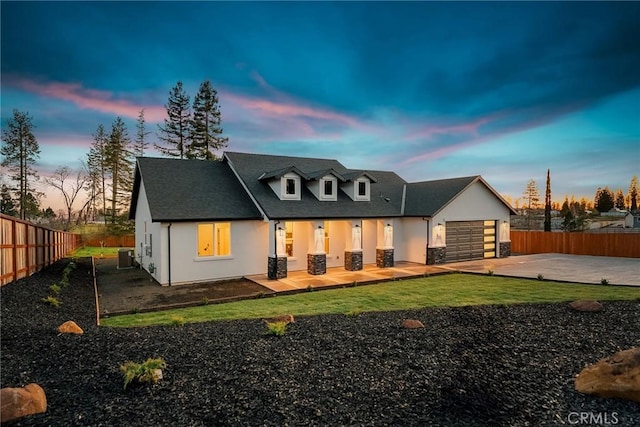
[429,181,512,247]
[133,180,163,282]
[162,220,269,285]
[399,218,428,263]
[362,219,377,264]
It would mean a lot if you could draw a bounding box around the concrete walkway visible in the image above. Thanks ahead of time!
[437,254,640,287]
[249,254,640,291]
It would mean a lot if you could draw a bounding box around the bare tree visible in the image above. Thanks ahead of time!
[45,166,87,230]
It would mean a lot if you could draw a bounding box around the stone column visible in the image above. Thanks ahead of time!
[376,248,394,268]
[268,256,287,279]
[499,242,511,258]
[307,253,326,275]
[345,250,363,271]
[426,246,446,265]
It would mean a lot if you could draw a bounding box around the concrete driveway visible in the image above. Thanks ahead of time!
[442,254,640,287]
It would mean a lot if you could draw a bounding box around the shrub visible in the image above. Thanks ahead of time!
[171,316,185,327]
[59,276,70,288]
[345,308,362,317]
[49,284,61,295]
[201,297,209,306]
[306,285,313,292]
[120,358,166,390]
[41,296,61,308]
[600,278,610,286]
[487,270,494,276]
[537,274,544,281]
[265,321,287,337]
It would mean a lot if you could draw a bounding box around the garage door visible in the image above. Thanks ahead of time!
[445,220,496,262]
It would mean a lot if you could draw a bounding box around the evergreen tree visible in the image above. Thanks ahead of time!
[522,179,540,230]
[0,184,18,216]
[89,124,108,224]
[628,175,638,212]
[594,187,614,213]
[157,81,191,159]
[544,169,551,232]
[614,189,625,210]
[0,109,41,219]
[133,109,151,158]
[190,80,228,160]
[105,117,133,223]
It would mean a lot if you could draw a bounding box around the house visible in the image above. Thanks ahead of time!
[129,152,516,286]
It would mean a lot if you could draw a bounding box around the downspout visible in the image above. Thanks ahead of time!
[167,223,172,286]
[423,217,430,265]
[273,220,281,278]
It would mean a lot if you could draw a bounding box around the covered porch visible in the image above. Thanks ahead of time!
[248,261,450,294]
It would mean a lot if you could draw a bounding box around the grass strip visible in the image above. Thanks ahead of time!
[100,274,640,328]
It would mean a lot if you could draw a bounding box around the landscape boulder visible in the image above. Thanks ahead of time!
[264,314,295,324]
[575,347,640,403]
[402,319,425,329]
[0,383,47,423]
[569,300,603,312]
[58,320,84,334]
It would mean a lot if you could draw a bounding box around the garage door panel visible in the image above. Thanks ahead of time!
[446,220,496,262]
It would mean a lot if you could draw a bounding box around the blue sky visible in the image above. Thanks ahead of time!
[1,1,639,211]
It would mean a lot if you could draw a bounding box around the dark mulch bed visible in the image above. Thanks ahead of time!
[2,258,639,426]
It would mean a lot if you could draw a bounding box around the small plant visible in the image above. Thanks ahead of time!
[41,296,61,308]
[306,285,313,292]
[170,316,185,327]
[537,274,544,281]
[256,291,265,299]
[49,284,61,295]
[345,308,362,317]
[59,275,70,288]
[120,358,166,390]
[600,278,609,286]
[350,281,358,288]
[487,269,494,276]
[131,307,140,314]
[265,321,287,337]
[201,297,209,306]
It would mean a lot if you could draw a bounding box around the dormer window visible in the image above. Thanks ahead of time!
[281,173,301,200]
[355,178,370,201]
[320,176,337,201]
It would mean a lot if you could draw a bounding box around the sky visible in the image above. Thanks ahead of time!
[1,1,639,212]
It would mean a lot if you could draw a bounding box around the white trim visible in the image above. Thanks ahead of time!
[223,153,268,219]
[281,173,301,200]
[354,178,370,201]
[319,175,337,201]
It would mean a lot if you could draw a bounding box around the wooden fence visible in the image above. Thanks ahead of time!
[81,235,135,248]
[511,230,640,258]
[0,214,81,286]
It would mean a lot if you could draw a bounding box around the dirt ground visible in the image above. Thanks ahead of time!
[93,257,274,315]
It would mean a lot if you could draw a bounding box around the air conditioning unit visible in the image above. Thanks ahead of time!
[118,249,133,269]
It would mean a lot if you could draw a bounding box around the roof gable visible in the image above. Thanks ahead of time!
[129,157,262,222]
[404,175,517,217]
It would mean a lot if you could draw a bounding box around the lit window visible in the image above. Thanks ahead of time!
[324,221,331,253]
[285,222,294,257]
[197,223,231,257]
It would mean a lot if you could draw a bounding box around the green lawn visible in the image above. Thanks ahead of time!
[71,246,121,257]
[100,274,640,328]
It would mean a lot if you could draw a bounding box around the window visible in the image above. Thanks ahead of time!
[198,223,231,257]
[320,176,337,200]
[324,221,331,254]
[281,173,300,200]
[285,222,294,257]
[285,178,296,195]
[355,178,370,201]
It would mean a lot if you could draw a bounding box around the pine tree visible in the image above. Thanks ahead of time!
[628,175,638,212]
[544,169,551,231]
[89,124,108,224]
[0,184,18,216]
[614,189,625,210]
[190,80,228,160]
[133,109,151,158]
[594,187,614,213]
[0,109,41,219]
[105,117,133,223]
[156,81,191,159]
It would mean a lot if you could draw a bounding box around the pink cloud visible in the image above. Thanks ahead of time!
[6,76,166,122]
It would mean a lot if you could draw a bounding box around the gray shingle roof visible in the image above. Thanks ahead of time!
[129,157,262,222]
[403,175,517,217]
[224,152,405,219]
